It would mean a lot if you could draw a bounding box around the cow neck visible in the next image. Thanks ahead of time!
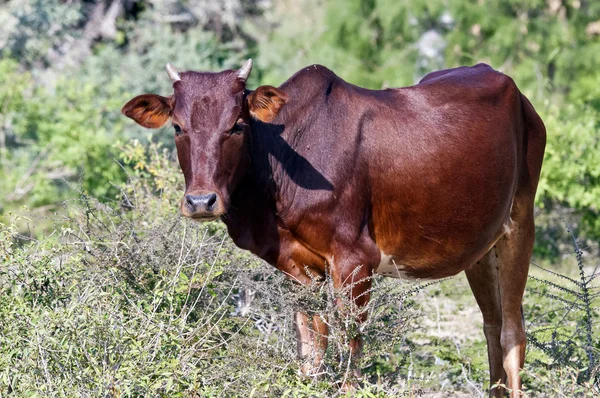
[219,118,291,255]
[227,115,304,221]
[226,70,333,233]
[250,116,297,202]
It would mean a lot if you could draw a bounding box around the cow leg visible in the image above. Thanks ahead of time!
[495,201,534,397]
[295,311,328,376]
[330,258,373,374]
[274,232,331,376]
[465,249,506,397]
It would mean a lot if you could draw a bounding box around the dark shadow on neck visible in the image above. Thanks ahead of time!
[249,120,334,191]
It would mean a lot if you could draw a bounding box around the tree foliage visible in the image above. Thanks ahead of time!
[0,0,599,241]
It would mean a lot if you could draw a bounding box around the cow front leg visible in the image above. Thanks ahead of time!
[295,311,329,376]
[330,258,374,379]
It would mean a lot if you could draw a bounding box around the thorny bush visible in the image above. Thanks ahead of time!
[0,143,425,397]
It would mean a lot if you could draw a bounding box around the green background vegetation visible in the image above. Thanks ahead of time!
[1,0,599,396]
[1,0,600,248]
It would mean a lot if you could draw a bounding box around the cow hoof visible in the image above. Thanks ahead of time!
[339,380,358,395]
[299,362,323,378]
[299,362,313,377]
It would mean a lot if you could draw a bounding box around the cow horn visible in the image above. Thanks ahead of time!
[166,63,181,83]
[237,58,253,82]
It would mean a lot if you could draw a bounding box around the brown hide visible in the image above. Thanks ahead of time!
[227,64,543,282]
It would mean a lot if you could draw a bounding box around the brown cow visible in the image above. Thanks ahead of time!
[122,60,545,397]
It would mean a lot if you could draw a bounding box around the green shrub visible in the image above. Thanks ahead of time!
[537,104,600,240]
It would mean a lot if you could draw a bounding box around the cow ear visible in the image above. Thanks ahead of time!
[247,86,288,123]
[121,94,173,128]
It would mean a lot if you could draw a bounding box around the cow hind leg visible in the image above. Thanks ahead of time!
[467,198,533,397]
[465,249,506,397]
[495,201,534,397]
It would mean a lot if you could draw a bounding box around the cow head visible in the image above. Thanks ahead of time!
[121,60,288,220]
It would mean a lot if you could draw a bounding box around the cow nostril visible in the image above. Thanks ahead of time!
[206,193,217,209]
[185,195,196,208]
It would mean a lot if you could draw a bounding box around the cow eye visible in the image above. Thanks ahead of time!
[230,118,246,134]
[173,124,182,136]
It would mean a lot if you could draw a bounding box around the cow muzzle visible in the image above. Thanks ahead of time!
[181,191,224,220]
